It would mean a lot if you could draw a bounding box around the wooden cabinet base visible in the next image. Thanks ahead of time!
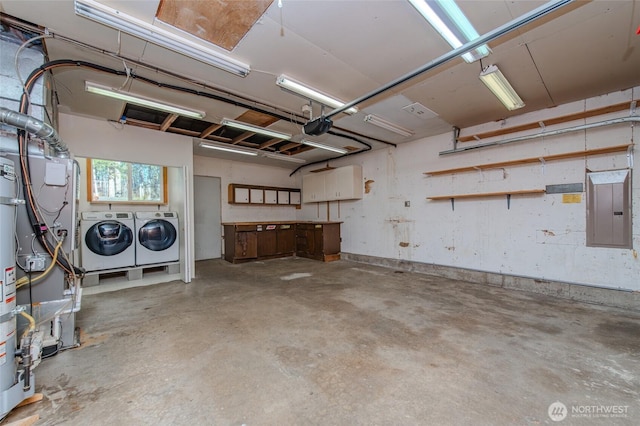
[224,222,341,264]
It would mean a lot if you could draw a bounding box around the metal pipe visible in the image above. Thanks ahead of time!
[0,107,69,157]
[440,116,640,155]
[326,0,574,118]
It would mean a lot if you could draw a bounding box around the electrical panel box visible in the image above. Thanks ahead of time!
[586,169,632,248]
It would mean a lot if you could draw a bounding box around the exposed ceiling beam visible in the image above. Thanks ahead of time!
[160,114,179,132]
[278,142,302,152]
[200,123,223,138]
[259,138,282,149]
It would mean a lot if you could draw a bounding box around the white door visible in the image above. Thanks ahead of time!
[193,175,222,260]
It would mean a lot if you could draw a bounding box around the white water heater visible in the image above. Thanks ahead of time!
[0,156,35,417]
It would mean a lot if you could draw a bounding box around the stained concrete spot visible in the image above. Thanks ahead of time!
[280,272,312,281]
[399,242,410,247]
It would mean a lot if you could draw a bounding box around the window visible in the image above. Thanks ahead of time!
[88,158,167,204]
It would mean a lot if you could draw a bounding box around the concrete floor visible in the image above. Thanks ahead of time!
[6,258,639,425]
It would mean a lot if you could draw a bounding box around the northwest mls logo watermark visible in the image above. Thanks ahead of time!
[548,401,630,421]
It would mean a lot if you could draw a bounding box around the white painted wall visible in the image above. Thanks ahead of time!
[300,87,640,291]
[58,113,195,281]
[193,155,300,223]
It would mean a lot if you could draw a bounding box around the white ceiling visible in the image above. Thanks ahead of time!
[1,0,639,169]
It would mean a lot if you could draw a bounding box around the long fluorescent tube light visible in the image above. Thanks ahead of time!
[75,0,250,77]
[408,0,490,63]
[262,152,306,164]
[85,81,205,119]
[198,141,258,156]
[221,118,292,140]
[479,64,525,111]
[276,75,358,115]
[363,114,413,137]
[301,139,348,154]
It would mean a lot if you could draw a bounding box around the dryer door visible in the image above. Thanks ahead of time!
[85,220,134,256]
[138,219,177,252]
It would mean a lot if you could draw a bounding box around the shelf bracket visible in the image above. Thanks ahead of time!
[507,193,511,209]
[628,144,634,168]
[450,197,455,211]
[452,126,460,151]
[539,157,546,175]
[630,100,637,116]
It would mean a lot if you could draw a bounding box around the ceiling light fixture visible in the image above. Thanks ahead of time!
[262,152,306,164]
[479,64,525,110]
[75,0,250,77]
[276,75,358,115]
[220,118,292,140]
[301,140,348,154]
[198,141,258,156]
[85,81,205,119]
[408,0,490,63]
[363,114,413,137]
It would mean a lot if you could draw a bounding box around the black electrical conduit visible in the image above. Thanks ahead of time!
[14,59,379,272]
[132,73,394,150]
[289,133,373,177]
[1,14,395,150]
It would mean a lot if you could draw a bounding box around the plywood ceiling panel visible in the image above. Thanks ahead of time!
[235,110,279,127]
[156,0,273,50]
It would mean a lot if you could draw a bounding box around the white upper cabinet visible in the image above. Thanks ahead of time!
[302,172,326,203]
[303,165,362,203]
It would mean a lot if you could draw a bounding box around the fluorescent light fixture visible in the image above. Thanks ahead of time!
[363,114,413,137]
[198,141,258,156]
[221,118,292,140]
[75,0,250,77]
[262,152,306,164]
[276,75,358,115]
[479,64,525,111]
[408,0,490,63]
[85,81,205,119]
[301,139,348,154]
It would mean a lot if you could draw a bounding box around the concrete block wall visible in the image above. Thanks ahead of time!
[302,87,640,295]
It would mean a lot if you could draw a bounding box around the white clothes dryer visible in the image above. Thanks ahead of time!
[134,211,180,266]
[80,211,135,272]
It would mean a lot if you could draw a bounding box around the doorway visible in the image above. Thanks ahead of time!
[193,175,222,260]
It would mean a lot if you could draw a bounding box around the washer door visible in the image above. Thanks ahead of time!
[138,219,177,252]
[85,220,133,256]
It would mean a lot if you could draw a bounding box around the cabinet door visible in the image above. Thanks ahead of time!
[296,226,315,255]
[278,190,290,204]
[332,165,363,200]
[250,188,264,204]
[235,231,257,258]
[234,187,250,203]
[290,191,301,205]
[264,189,278,204]
[257,229,278,256]
[277,227,296,254]
[302,173,326,203]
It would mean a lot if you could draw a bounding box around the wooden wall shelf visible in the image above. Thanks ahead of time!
[457,101,636,143]
[423,144,632,176]
[427,189,545,210]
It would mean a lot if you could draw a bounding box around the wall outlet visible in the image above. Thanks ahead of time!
[26,254,47,272]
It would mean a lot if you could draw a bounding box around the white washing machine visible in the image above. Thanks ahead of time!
[80,211,136,272]
[135,211,180,266]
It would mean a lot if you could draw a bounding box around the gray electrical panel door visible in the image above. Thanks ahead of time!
[586,169,632,248]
